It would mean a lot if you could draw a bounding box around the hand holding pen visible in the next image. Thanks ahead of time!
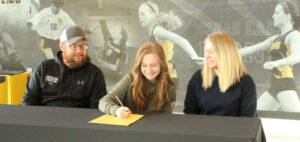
[115,96,132,119]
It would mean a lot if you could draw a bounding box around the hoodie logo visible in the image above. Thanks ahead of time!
[45,75,58,83]
[77,80,85,86]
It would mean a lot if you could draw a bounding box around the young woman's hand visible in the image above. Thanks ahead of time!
[116,107,132,119]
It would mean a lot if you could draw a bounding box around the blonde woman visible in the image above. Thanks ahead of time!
[99,42,176,119]
[184,32,257,117]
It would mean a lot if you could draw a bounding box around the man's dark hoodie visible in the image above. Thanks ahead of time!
[22,51,107,108]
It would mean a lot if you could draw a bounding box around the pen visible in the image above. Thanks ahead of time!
[115,96,124,107]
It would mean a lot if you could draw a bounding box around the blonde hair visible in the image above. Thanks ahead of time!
[202,32,246,92]
[130,42,176,111]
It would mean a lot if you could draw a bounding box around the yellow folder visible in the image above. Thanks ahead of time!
[89,114,144,126]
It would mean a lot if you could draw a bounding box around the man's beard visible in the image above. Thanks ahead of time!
[63,53,88,68]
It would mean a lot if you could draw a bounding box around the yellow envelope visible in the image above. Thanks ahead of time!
[89,114,144,126]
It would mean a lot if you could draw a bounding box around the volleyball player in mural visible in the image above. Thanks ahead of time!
[27,0,75,59]
[138,1,204,82]
[0,32,25,71]
[95,20,128,82]
[240,0,300,112]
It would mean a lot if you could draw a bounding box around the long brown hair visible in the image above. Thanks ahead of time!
[130,42,176,111]
[202,32,246,92]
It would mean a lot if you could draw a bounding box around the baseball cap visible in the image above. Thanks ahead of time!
[60,26,86,44]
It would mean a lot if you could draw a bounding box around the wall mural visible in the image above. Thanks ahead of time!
[1,0,300,114]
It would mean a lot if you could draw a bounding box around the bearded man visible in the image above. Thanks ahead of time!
[22,26,107,108]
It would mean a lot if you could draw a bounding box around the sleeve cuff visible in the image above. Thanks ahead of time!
[110,105,119,116]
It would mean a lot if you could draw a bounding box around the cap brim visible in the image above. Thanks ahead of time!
[67,36,85,44]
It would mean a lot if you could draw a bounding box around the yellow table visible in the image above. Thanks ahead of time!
[0,71,28,105]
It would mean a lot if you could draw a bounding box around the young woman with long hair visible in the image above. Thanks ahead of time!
[99,42,176,118]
